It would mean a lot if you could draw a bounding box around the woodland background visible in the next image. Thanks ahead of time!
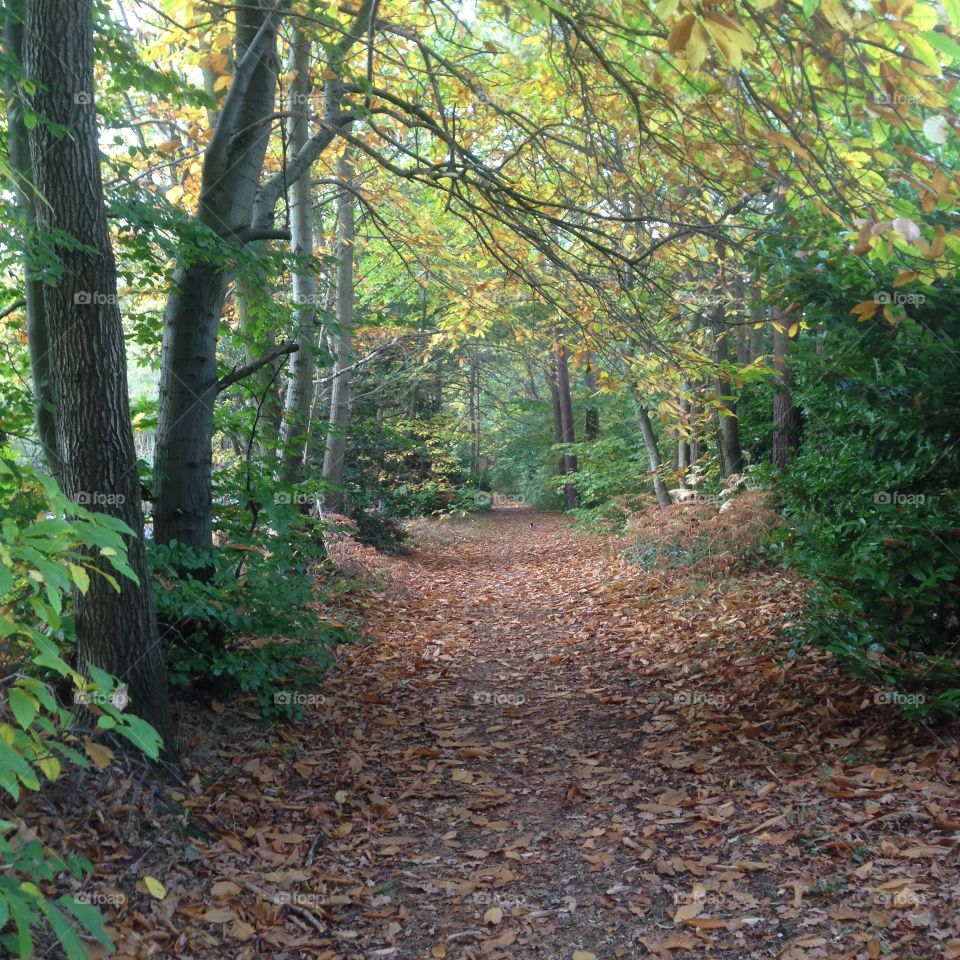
[0,0,959,955]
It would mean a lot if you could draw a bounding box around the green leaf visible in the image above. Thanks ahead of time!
[60,895,115,949]
[116,714,162,759]
[68,563,90,593]
[7,689,37,731]
[39,900,91,960]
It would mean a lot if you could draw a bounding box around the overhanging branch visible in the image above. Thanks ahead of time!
[217,339,298,394]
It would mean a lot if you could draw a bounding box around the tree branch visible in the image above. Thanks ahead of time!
[217,339,298,394]
[204,10,280,180]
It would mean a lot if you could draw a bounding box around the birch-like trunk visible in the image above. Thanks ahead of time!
[321,152,356,513]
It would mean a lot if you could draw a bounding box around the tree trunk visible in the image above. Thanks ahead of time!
[584,356,600,441]
[150,4,371,544]
[153,5,280,548]
[321,152,356,514]
[677,398,690,480]
[547,361,566,477]
[280,29,319,484]
[710,304,743,477]
[468,359,479,473]
[633,400,672,508]
[24,0,174,749]
[772,321,800,472]
[4,1,59,475]
[555,344,578,510]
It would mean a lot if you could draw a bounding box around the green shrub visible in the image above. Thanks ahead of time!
[769,312,960,715]
[0,450,162,958]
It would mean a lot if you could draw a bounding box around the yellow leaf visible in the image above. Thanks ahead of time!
[573,952,597,960]
[209,51,229,74]
[893,269,919,287]
[851,300,880,321]
[214,74,232,92]
[484,906,503,925]
[143,876,166,900]
[38,756,61,781]
[686,21,709,70]
[787,323,800,338]
[431,945,447,958]
[84,738,113,770]
[820,0,854,32]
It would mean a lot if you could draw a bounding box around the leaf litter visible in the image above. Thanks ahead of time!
[25,505,960,958]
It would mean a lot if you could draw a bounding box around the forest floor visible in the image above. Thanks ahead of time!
[51,505,960,959]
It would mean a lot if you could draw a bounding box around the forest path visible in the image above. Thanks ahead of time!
[158,505,959,960]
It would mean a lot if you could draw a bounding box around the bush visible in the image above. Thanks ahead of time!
[0,450,162,958]
[149,470,353,716]
[770,312,960,715]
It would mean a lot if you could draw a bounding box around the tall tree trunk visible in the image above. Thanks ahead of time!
[321,151,356,513]
[688,405,700,467]
[677,398,690,481]
[153,5,280,548]
[280,29,319,484]
[468,359,482,473]
[4,1,59,475]
[710,304,743,477]
[772,321,800,472]
[633,399,672,508]
[547,361,566,477]
[151,3,372,544]
[555,344,578,510]
[583,355,600,441]
[24,0,174,749]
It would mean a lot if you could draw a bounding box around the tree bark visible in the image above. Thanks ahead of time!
[555,344,578,510]
[772,320,800,472]
[153,5,280,548]
[710,304,743,477]
[152,3,372,546]
[24,0,174,749]
[321,151,356,514]
[583,356,600,441]
[4,1,59,475]
[633,400,672,508]
[547,361,566,477]
[280,29,319,484]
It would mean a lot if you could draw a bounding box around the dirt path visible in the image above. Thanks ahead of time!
[108,506,960,959]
